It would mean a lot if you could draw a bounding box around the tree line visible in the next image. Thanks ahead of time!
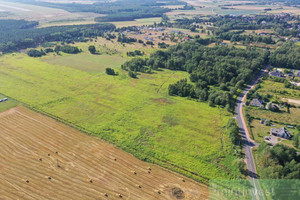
[0,19,115,53]
[122,39,269,111]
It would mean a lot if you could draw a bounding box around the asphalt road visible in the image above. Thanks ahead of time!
[235,66,270,200]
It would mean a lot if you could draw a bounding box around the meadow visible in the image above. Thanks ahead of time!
[0,52,240,182]
[42,53,128,74]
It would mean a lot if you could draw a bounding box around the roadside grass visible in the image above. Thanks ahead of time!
[42,53,128,74]
[0,93,19,112]
[0,53,240,182]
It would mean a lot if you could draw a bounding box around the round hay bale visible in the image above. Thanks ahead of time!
[171,187,185,199]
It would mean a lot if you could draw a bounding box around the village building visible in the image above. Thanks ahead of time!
[270,127,291,139]
[269,71,285,78]
[250,98,264,107]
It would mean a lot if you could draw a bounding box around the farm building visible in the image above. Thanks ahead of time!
[270,127,291,139]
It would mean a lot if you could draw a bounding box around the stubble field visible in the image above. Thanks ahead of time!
[0,106,209,200]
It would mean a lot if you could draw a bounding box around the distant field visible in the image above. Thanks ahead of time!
[161,5,185,9]
[181,0,299,15]
[0,106,209,199]
[0,1,101,25]
[42,53,127,74]
[111,17,162,28]
[36,0,96,4]
[0,53,240,182]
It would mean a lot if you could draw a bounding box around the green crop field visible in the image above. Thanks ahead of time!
[0,53,240,182]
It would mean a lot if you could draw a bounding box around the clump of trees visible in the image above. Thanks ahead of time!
[128,70,137,78]
[105,68,117,75]
[55,45,81,54]
[126,50,144,57]
[117,34,137,43]
[169,79,195,97]
[88,45,97,54]
[27,49,46,57]
[158,42,169,48]
[226,119,241,145]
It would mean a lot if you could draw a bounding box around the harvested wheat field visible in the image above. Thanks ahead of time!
[0,106,209,200]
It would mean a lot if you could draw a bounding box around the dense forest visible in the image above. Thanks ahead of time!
[0,19,115,53]
[270,42,300,69]
[9,0,191,22]
[122,39,269,111]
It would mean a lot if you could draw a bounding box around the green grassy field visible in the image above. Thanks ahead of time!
[0,93,19,112]
[0,53,240,182]
[42,53,128,74]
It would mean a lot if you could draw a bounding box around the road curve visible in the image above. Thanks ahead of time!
[235,65,270,199]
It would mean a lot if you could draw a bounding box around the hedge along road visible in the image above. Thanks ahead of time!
[235,65,270,200]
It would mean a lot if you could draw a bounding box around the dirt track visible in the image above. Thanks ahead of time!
[0,107,209,200]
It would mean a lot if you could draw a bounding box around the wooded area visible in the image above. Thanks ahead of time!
[0,20,115,53]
